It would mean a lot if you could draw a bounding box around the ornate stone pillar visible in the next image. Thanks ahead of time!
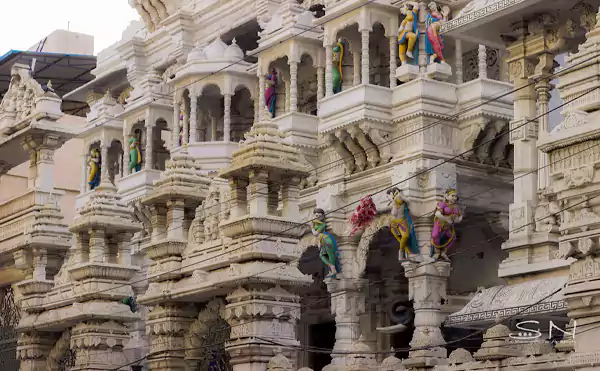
[325,44,333,97]
[89,229,106,263]
[182,99,189,146]
[280,177,301,219]
[145,122,155,170]
[352,50,361,86]
[402,261,451,367]
[81,151,88,192]
[361,29,370,85]
[317,67,325,100]
[122,134,130,177]
[508,55,538,237]
[223,93,232,142]
[389,36,397,88]
[229,178,248,218]
[534,53,555,192]
[189,93,198,143]
[259,71,266,109]
[455,39,463,84]
[166,199,185,240]
[225,286,301,371]
[70,322,130,371]
[289,60,298,112]
[248,170,269,216]
[22,134,61,192]
[17,332,54,371]
[478,45,487,79]
[172,101,181,148]
[326,277,367,366]
[100,142,109,184]
[146,305,197,371]
[27,150,36,189]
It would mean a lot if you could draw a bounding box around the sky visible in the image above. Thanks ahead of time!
[0,0,140,55]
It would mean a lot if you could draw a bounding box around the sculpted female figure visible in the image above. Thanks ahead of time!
[311,208,341,278]
[265,68,278,118]
[425,1,449,64]
[430,188,464,260]
[398,3,419,65]
[87,148,101,190]
[129,136,142,173]
[387,187,420,260]
[332,39,344,94]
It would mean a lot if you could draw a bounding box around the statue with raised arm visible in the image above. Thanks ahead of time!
[398,2,419,66]
[87,148,101,190]
[387,187,420,260]
[425,1,450,65]
[265,68,278,118]
[129,136,142,173]
[312,208,341,278]
[430,188,464,260]
[332,39,344,94]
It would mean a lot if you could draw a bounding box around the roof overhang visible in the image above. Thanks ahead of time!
[440,0,600,49]
[0,50,97,99]
[445,276,568,329]
[64,67,129,103]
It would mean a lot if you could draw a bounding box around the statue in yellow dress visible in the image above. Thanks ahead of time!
[398,2,419,66]
[87,148,101,190]
[387,187,420,260]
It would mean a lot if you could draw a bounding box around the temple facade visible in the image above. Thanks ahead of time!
[1,0,600,370]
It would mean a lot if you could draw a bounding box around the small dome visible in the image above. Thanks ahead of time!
[224,38,245,60]
[380,354,405,370]
[204,36,228,60]
[351,340,371,353]
[187,43,206,62]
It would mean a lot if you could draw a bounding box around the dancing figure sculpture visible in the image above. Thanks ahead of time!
[312,208,341,279]
[387,188,420,260]
[87,148,101,190]
[425,2,449,64]
[398,3,419,66]
[332,39,344,94]
[430,188,464,260]
[129,136,142,173]
[265,68,278,118]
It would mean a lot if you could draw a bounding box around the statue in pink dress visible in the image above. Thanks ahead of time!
[425,1,450,65]
[264,68,278,118]
[430,188,464,261]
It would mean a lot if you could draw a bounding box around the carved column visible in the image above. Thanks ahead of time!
[289,60,298,112]
[146,305,196,371]
[229,178,248,218]
[402,261,451,367]
[281,177,301,219]
[326,277,367,366]
[167,199,185,240]
[81,151,88,192]
[248,170,269,216]
[534,53,555,192]
[189,93,198,143]
[70,322,130,371]
[478,45,487,79]
[100,143,109,184]
[508,56,538,237]
[145,122,155,169]
[173,101,181,148]
[27,150,36,189]
[182,98,189,146]
[361,29,370,85]
[22,134,61,192]
[455,39,463,84]
[389,36,397,88]
[259,71,266,109]
[225,286,301,371]
[325,44,333,97]
[223,93,232,142]
[317,67,325,100]
[17,332,54,371]
[353,51,361,86]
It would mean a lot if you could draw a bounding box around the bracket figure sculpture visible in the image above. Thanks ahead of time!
[398,2,419,66]
[265,68,278,118]
[430,188,464,260]
[332,39,344,94]
[387,187,420,261]
[425,1,450,65]
[129,136,142,173]
[312,208,341,279]
[88,148,101,190]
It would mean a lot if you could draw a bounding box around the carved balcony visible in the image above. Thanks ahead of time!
[274,112,319,148]
[116,168,163,204]
[456,78,514,121]
[319,84,393,134]
[171,141,241,172]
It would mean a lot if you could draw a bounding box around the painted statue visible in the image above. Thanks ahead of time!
[425,1,448,65]
[312,208,341,279]
[398,3,419,66]
[264,68,278,118]
[430,188,464,260]
[129,136,142,173]
[87,148,101,190]
[387,187,420,260]
[332,39,344,94]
